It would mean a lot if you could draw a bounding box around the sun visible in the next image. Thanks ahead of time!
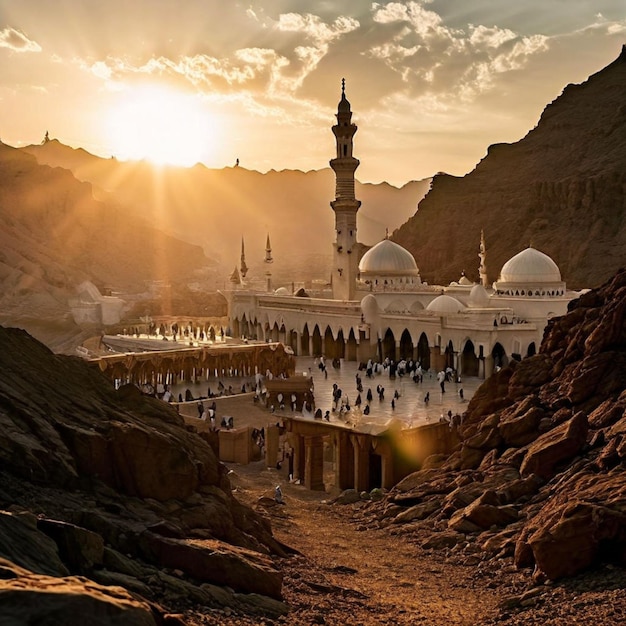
[106,85,215,167]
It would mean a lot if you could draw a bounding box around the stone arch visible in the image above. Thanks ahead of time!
[417,332,430,370]
[382,328,395,361]
[301,324,311,356]
[312,325,323,356]
[399,329,413,361]
[324,326,342,360]
[288,329,298,353]
[461,339,479,377]
[444,339,455,369]
[346,328,358,361]
[492,342,508,369]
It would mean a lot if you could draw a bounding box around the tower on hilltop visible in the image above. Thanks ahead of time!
[330,79,361,301]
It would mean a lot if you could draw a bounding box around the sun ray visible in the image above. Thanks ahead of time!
[105,84,217,167]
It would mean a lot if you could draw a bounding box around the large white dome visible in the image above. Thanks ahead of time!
[498,248,561,284]
[359,239,419,276]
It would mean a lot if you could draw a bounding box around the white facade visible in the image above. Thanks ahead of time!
[228,87,582,378]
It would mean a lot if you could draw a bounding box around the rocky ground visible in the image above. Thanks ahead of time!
[184,460,626,625]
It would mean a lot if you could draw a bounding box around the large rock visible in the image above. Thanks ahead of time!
[519,411,588,479]
[138,533,283,600]
[0,558,157,626]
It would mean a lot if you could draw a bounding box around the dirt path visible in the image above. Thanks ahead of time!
[224,461,501,625]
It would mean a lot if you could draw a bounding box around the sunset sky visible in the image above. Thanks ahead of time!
[0,1,624,185]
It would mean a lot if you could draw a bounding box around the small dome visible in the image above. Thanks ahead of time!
[274,287,289,295]
[359,239,419,276]
[468,284,490,308]
[426,295,466,314]
[360,294,379,320]
[458,272,473,286]
[498,248,561,284]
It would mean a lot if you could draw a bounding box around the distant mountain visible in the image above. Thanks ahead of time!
[21,140,430,286]
[0,143,210,348]
[393,45,626,290]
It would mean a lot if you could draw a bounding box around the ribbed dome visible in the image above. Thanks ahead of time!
[499,248,561,284]
[426,295,466,314]
[359,239,419,276]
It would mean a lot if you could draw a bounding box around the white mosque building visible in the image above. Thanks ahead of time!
[228,82,581,379]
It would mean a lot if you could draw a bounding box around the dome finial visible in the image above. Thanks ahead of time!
[385,227,389,240]
[342,77,345,95]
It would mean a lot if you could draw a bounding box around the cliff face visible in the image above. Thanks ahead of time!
[364,268,626,584]
[0,326,288,622]
[394,46,626,290]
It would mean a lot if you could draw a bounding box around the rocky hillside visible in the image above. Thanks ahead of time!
[394,45,626,290]
[359,268,626,591]
[0,325,290,624]
[0,143,212,349]
[21,139,430,286]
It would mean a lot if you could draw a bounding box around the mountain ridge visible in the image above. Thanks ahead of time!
[393,45,626,290]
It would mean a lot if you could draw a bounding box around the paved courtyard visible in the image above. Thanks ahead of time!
[170,356,483,430]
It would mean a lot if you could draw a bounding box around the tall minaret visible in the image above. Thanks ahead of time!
[330,78,361,301]
[479,229,488,288]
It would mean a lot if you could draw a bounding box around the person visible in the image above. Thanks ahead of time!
[275,485,284,505]
[424,391,430,405]
[363,404,370,415]
[197,402,204,417]
[391,398,395,410]
[314,408,323,420]
[366,388,373,403]
[437,370,446,394]
[324,410,330,421]
[459,388,464,401]
[291,393,297,410]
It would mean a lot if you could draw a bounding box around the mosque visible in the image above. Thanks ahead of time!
[228,82,581,379]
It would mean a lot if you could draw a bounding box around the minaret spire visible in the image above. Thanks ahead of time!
[264,233,273,263]
[240,237,248,278]
[479,229,488,288]
[330,79,361,301]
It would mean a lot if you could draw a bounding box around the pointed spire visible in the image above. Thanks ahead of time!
[265,233,273,263]
[240,236,248,278]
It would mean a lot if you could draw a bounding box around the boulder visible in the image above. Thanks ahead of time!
[0,511,69,577]
[499,406,545,447]
[138,533,283,599]
[519,411,588,479]
[528,502,626,579]
[0,558,157,626]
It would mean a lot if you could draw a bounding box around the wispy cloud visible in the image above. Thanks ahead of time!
[0,27,41,53]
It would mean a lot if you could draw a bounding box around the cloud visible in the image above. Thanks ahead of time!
[0,27,41,53]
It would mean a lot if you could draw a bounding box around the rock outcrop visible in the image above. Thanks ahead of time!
[359,269,626,582]
[0,326,289,623]
[394,46,626,289]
